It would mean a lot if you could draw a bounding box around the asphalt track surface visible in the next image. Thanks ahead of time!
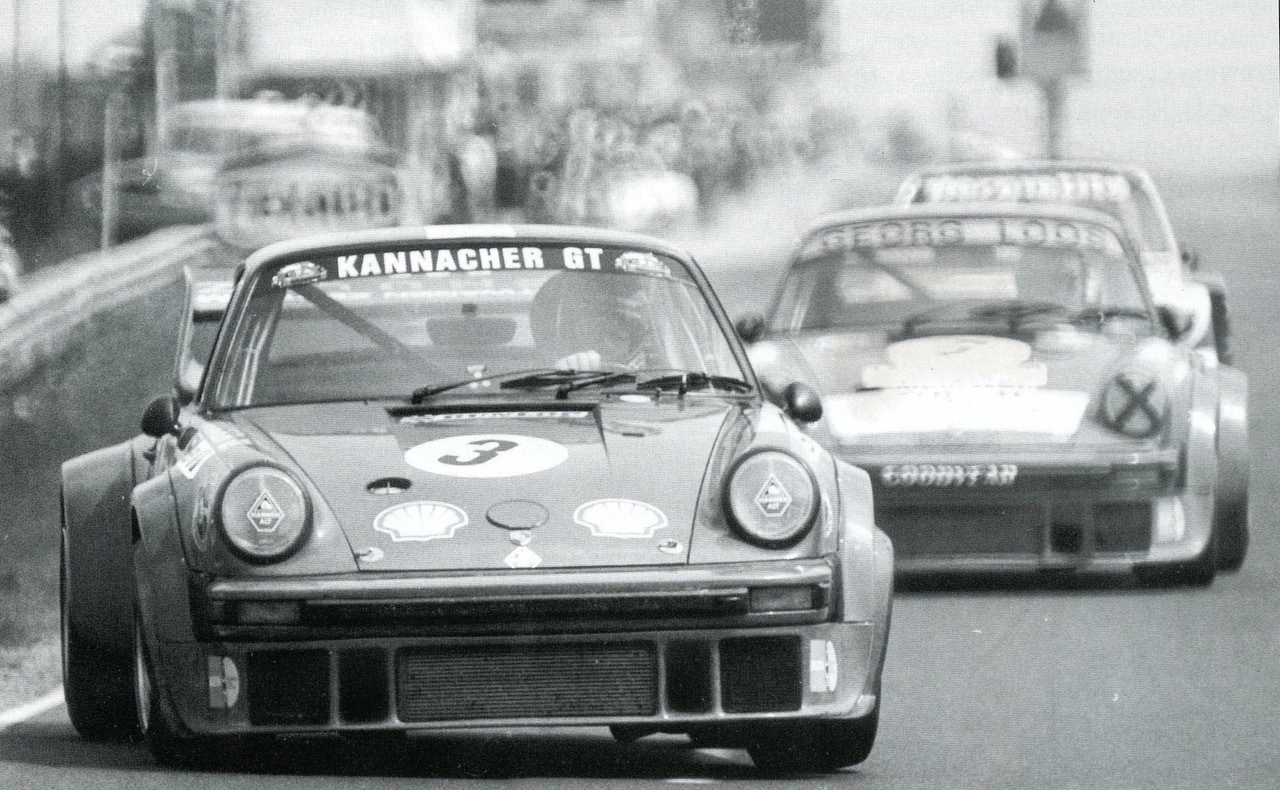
[2,173,1277,788]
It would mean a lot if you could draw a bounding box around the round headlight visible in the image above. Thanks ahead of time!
[722,450,819,548]
[217,465,311,562]
[1098,370,1167,439]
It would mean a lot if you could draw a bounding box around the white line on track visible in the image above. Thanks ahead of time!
[0,686,65,730]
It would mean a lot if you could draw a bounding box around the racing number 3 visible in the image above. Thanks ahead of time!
[439,439,519,466]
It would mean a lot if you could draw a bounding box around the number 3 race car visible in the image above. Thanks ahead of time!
[60,225,894,773]
[740,204,1248,586]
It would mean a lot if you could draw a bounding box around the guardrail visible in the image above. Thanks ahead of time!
[0,225,216,394]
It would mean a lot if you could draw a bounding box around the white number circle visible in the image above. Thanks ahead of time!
[404,434,569,478]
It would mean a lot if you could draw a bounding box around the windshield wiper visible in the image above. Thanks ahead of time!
[634,371,754,396]
[969,300,1068,323]
[411,367,567,403]
[1072,306,1152,324]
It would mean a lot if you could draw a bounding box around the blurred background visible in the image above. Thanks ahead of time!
[1,0,1276,274]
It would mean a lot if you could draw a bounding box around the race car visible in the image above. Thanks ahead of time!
[60,225,894,773]
[894,160,1235,365]
[740,204,1248,584]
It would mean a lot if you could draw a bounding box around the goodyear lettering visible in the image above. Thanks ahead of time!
[880,463,1018,487]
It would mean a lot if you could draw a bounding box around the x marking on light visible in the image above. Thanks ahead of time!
[1111,375,1161,436]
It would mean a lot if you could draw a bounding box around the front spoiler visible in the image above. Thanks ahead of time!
[151,621,881,737]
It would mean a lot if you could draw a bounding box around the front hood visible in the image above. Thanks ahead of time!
[232,400,741,572]
[754,329,1188,449]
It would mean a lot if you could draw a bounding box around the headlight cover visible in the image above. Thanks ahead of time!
[722,450,819,548]
[217,464,312,562]
[1098,370,1167,439]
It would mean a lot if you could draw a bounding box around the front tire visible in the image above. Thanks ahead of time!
[747,706,879,774]
[62,532,139,741]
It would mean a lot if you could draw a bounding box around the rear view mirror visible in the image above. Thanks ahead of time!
[735,313,766,344]
[783,382,823,424]
[141,395,181,438]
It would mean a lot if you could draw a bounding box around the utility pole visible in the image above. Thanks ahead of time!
[997,0,1090,160]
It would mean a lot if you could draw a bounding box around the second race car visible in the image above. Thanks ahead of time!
[741,204,1249,584]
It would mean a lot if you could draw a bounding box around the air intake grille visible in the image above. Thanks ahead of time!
[396,642,657,722]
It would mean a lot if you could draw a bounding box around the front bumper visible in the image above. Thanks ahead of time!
[144,559,885,736]
[848,454,1212,575]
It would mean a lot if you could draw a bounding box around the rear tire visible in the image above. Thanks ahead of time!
[61,533,139,741]
[747,706,879,774]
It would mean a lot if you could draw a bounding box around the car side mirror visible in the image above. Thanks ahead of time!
[1157,305,1193,343]
[783,382,823,424]
[141,394,181,438]
[735,313,766,344]
[1180,244,1200,271]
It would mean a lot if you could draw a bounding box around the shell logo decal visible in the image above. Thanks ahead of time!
[373,501,469,542]
[575,499,668,539]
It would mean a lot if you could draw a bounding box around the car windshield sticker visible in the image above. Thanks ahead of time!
[574,499,669,539]
[826,389,1091,440]
[880,464,1018,487]
[803,217,1124,259]
[504,545,542,569]
[918,173,1132,203]
[246,489,284,532]
[399,411,592,425]
[373,501,468,542]
[403,434,569,478]
[755,475,793,517]
[263,246,692,286]
[614,251,672,277]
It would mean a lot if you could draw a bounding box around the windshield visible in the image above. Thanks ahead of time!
[909,172,1172,252]
[772,216,1152,334]
[206,244,745,408]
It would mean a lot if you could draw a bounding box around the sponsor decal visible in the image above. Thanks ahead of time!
[176,436,215,479]
[808,639,838,694]
[403,434,569,478]
[1099,371,1166,438]
[880,464,1018,488]
[614,251,672,277]
[373,501,469,542]
[504,545,542,569]
[272,260,327,288]
[575,499,669,539]
[246,490,285,532]
[862,336,1049,389]
[804,217,1123,258]
[919,173,1132,204]
[264,246,690,284]
[399,411,591,425]
[191,486,214,551]
[754,475,793,517]
[509,530,533,546]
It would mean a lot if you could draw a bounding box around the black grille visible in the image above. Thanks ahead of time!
[247,650,329,726]
[879,504,1044,557]
[720,637,802,714]
[339,649,389,724]
[1094,502,1152,552]
[396,642,657,722]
